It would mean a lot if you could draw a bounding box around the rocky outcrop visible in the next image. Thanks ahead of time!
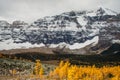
[0,7,120,54]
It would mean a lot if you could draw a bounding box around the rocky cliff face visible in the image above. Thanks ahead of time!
[0,7,120,54]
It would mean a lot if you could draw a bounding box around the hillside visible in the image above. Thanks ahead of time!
[0,7,120,54]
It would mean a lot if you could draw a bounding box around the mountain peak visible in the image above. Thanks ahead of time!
[96,7,117,16]
[0,20,10,27]
[96,7,105,16]
[0,8,120,52]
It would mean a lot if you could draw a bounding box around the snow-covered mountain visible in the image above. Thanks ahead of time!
[0,7,120,54]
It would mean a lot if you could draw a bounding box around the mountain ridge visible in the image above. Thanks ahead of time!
[0,7,120,54]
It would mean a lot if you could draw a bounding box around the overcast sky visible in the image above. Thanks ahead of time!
[0,0,120,23]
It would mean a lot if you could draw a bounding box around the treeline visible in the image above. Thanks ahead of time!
[1,52,120,67]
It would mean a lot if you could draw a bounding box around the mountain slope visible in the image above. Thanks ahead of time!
[101,43,120,55]
[0,7,120,54]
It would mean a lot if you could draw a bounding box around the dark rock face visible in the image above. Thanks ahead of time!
[94,21,120,50]
[101,43,120,55]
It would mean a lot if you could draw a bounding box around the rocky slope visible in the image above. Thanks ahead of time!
[0,7,120,54]
[101,43,120,55]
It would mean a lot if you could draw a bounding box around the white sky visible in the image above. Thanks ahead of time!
[0,0,120,23]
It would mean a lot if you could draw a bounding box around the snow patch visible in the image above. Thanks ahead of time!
[68,36,99,49]
[104,8,117,15]
[77,16,87,26]
[49,36,99,50]
[65,22,78,31]
[86,11,96,17]
[112,40,120,44]
[0,39,45,50]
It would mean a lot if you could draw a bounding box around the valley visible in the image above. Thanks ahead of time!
[0,7,120,80]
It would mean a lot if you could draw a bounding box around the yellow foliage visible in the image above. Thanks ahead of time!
[48,61,120,80]
[34,59,44,79]
[32,60,120,80]
[9,69,17,76]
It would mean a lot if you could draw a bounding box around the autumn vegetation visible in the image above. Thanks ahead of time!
[0,52,120,80]
[33,60,44,79]
[32,60,120,80]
